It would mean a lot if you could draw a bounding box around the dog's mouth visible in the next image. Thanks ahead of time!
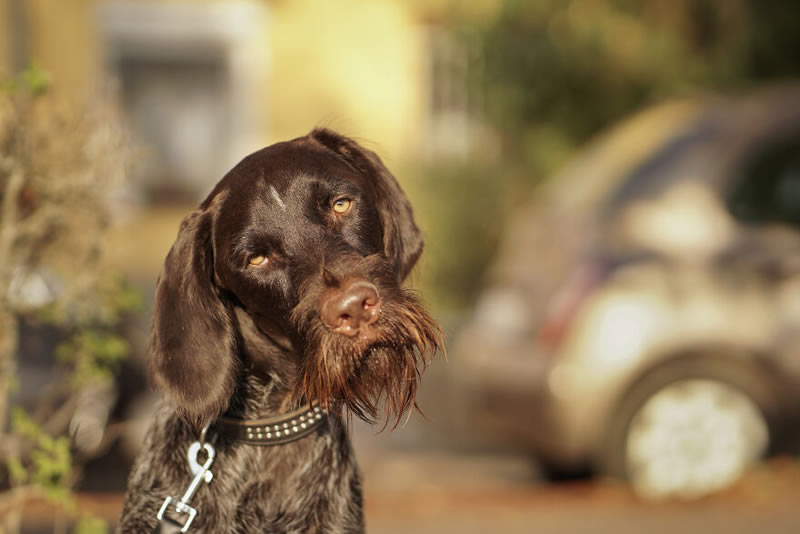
[290,287,442,425]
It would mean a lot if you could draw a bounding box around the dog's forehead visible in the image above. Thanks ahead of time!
[249,167,359,216]
[212,141,369,239]
[249,172,323,224]
[230,141,365,200]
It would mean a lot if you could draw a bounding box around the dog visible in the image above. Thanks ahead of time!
[118,128,441,533]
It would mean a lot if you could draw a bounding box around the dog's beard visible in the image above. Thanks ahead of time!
[291,290,442,426]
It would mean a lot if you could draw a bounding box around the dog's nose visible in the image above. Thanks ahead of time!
[321,281,381,336]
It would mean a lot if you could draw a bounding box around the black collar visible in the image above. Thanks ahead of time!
[212,403,328,446]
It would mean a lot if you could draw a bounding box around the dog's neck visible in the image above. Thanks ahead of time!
[224,307,301,420]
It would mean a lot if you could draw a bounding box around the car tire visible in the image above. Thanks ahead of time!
[598,355,779,500]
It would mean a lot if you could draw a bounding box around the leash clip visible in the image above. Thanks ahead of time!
[156,428,216,532]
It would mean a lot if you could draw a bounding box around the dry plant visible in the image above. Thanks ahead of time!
[0,65,137,534]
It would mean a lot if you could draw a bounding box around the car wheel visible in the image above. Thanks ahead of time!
[601,360,775,500]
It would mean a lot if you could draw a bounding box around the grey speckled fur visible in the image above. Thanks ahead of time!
[119,381,364,533]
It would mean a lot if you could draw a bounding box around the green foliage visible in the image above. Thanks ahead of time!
[409,162,509,312]
[38,275,143,328]
[457,0,800,181]
[6,455,27,485]
[73,515,109,534]
[39,274,141,387]
[0,62,51,95]
[40,274,141,386]
[20,62,52,95]
[56,330,130,388]
[8,408,73,506]
[0,63,135,531]
[6,373,20,395]
[7,410,110,531]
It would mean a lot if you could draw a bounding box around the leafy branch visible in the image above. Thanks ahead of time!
[0,65,137,534]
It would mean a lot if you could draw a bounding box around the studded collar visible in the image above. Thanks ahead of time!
[212,403,328,446]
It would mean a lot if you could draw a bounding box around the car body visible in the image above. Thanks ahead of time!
[454,85,800,498]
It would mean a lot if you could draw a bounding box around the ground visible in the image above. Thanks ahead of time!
[359,449,800,534]
[18,428,800,533]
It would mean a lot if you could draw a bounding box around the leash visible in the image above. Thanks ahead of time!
[151,403,327,532]
[153,425,215,533]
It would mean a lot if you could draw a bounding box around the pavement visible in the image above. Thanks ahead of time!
[357,449,800,534]
[16,446,800,534]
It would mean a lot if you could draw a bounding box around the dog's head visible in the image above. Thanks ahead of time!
[148,129,442,428]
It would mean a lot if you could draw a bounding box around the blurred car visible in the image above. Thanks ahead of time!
[455,85,800,499]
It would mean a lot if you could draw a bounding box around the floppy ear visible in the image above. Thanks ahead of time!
[148,209,239,428]
[310,128,424,281]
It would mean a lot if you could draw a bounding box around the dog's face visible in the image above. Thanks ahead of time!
[148,129,441,427]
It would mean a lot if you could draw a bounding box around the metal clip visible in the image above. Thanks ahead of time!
[156,437,216,532]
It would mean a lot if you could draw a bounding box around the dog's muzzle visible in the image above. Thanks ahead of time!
[320,280,381,338]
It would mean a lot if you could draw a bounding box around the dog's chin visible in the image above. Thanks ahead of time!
[292,296,442,426]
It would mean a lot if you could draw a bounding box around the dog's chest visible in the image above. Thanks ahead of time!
[186,437,363,532]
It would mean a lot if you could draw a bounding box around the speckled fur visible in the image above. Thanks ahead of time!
[119,379,364,533]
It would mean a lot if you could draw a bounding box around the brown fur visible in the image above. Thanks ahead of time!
[119,129,441,533]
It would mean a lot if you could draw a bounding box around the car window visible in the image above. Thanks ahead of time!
[727,132,800,227]
[547,101,706,215]
[601,119,721,216]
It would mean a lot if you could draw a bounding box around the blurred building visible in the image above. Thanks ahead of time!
[1,0,479,202]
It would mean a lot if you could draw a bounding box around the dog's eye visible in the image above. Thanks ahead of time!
[332,198,353,215]
[248,254,269,267]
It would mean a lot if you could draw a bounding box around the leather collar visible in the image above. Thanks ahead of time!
[212,403,328,446]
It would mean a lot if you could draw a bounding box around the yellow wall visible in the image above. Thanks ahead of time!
[0,1,7,75]
[29,0,98,95]
[268,0,426,160]
[2,0,98,100]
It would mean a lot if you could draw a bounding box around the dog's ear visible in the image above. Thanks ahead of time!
[148,209,239,428]
[310,128,423,281]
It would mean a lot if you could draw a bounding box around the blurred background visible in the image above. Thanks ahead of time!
[2,0,800,532]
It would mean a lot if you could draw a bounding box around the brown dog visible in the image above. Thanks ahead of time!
[119,129,441,533]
